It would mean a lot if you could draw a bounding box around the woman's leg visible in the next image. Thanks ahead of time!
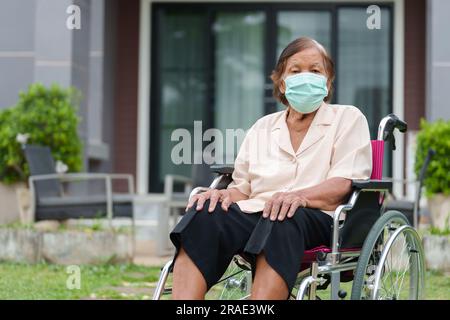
[170,200,260,300]
[172,247,207,300]
[251,252,289,300]
[245,208,333,299]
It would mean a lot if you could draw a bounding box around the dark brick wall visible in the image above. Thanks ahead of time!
[113,0,139,184]
[404,0,426,131]
[403,0,426,185]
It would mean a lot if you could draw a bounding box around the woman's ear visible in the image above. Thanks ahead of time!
[279,79,286,95]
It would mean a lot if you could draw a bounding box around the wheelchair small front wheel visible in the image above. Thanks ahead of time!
[351,210,425,300]
[206,257,252,300]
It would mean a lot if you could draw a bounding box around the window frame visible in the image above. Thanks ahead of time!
[149,2,394,192]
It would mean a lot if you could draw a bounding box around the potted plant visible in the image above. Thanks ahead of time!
[415,118,450,231]
[0,83,83,224]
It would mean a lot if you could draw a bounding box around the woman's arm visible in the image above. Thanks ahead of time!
[295,177,352,211]
[263,177,352,221]
[228,188,250,202]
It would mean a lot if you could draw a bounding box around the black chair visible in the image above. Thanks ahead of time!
[158,162,215,255]
[23,145,135,245]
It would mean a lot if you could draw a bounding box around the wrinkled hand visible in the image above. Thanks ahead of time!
[263,192,308,221]
[186,189,233,213]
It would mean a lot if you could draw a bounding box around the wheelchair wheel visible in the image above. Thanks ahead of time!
[351,210,425,300]
[206,257,252,300]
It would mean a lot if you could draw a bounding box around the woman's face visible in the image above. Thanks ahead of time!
[279,47,330,96]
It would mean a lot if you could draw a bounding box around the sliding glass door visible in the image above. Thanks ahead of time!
[277,11,332,56]
[150,3,393,192]
[214,12,266,162]
[151,11,208,191]
[337,7,393,173]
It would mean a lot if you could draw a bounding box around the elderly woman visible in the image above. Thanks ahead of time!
[169,37,372,300]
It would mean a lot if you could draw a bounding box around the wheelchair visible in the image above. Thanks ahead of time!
[153,114,426,300]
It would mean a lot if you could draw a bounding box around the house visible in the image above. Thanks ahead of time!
[0,0,449,201]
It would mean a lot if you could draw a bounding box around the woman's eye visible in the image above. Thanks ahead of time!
[312,70,320,74]
[291,70,300,73]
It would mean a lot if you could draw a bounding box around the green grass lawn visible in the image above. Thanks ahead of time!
[0,262,448,300]
[0,263,161,300]
[316,270,450,300]
[422,270,450,299]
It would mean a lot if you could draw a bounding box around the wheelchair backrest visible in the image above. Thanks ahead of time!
[338,112,408,248]
[339,191,381,249]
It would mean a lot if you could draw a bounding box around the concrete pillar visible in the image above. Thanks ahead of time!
[0,0,36,109]
[426,0,450,121]
[33,0,91,168]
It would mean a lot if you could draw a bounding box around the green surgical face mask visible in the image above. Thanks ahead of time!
[284,72,328,114]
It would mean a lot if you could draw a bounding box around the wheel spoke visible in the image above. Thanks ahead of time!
[396,257,410,298]
[380,275,391,299]
[376,224,423,300]
[351,212,425,301]
[206,261,251,300]
[386,239,396,296]
[391,236,405,295]
[393,238,410,297]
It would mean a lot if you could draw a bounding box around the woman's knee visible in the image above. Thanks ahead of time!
[189,199,219,212]
[181,200,227,233]
[270,219,302,240]
[189,199,227,219]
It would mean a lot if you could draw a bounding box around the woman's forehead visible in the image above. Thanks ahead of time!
[286,48,324,67]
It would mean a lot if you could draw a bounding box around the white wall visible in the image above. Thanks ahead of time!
[426,0,450,122]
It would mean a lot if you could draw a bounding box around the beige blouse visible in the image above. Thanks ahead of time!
[227,102,373,217]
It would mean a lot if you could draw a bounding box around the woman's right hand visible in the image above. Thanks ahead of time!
[186,189,233,213]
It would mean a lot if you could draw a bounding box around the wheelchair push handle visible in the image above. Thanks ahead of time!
[377,113,408,150]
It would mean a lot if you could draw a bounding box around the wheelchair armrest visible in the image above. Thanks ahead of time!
[210,164,234,175]
[351,179,392,192]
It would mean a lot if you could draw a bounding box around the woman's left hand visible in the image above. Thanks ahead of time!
[263,191,308,221]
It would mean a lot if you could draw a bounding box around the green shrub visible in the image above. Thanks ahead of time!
[429,225,450,236]
[0,83,83,184]
[414,118,450,197]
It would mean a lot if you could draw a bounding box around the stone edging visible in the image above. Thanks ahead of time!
[0,228,132,265]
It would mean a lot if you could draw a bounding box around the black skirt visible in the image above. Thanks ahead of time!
[169,199,333,295]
